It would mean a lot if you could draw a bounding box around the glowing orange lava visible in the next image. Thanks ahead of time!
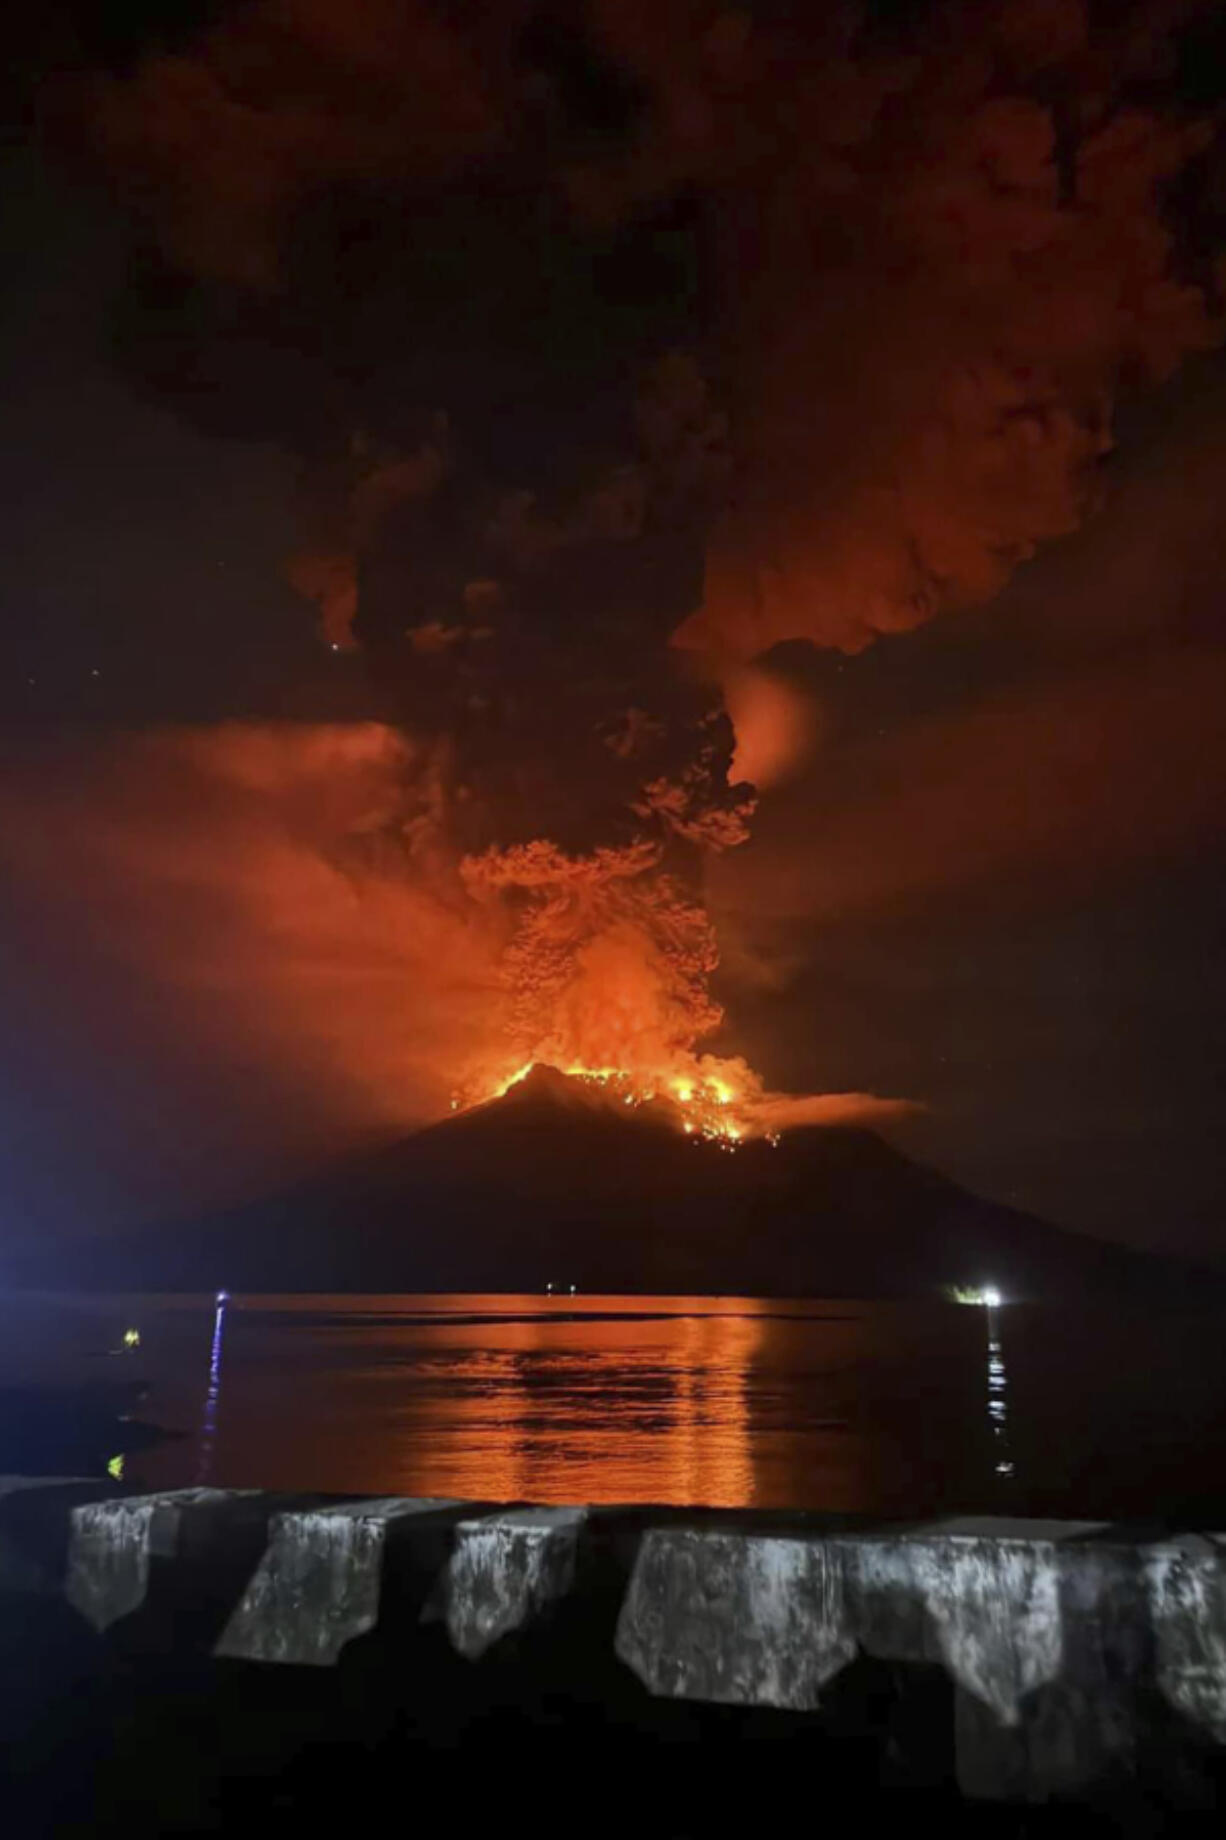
[455,1058,765,1149]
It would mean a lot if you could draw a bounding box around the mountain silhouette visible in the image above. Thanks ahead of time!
[46,1065,1217,1298]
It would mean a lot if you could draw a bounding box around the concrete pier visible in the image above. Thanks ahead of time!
[2,1480,1225,1807]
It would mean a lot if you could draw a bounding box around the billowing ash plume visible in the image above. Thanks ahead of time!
[61,0,1224,1109]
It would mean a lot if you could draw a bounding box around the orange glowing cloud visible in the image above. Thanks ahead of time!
[0,723,505,1216]
[748,1091,923,1133]
[711,642,1226,933]
[40,0,1224,1209]
[723,664,820,790]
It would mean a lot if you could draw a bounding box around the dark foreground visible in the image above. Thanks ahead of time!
[2,1478,1225,1836]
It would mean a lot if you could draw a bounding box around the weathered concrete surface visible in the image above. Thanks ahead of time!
[868,1523,1146,1802]
[66,1489,268,1632]
[616,1529,855,1710]
[851,1518,1111,1724]
[441,1507,588,1659]
[2,1482,1221,1807]
[216,1497,463,1665]
[616,1518,1112,1723]
[1147,1534,1226,1742]
[615,1515,1164,1800]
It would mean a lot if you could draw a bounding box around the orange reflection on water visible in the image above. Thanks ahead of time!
[361,1298,764,1506]
[127,1293,985,1512]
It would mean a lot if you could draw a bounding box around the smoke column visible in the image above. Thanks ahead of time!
[49,0,1225,1118]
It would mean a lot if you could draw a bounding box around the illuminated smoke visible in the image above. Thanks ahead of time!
[54,0,1226,1131]
[1,724,506,1167]
[461,838,723,1080]
[723,665,819,790]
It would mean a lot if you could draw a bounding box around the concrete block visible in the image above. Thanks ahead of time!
[66,1489,267,1632]
[442,1507,588,1660]
[848,1521,1108,1725]
[216,1497,463,1665]
[616,1527,855,1710]
[1147,1535,1226,1742]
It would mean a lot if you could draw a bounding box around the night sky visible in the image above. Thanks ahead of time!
[3,1,1225,1260]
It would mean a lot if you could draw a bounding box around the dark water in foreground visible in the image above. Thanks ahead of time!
[8,1292,1226,1521]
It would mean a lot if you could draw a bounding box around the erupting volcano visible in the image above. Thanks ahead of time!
[11,0,1225,1256]
[47,1060,1219,1301]
[72,0,1220,1151]
[471,1064,756,1147]
[450,811,767,1144]
[452,828,772,1147]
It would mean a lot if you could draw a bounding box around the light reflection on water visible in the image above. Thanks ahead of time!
[383,1308,763,1506]
[984,1301,1016,1484]
[111,1294,990,1513]
[14,1291,1226,1518]
[194,1292,228,1486]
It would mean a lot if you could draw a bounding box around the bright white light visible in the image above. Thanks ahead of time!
[981,1287,1002,1309]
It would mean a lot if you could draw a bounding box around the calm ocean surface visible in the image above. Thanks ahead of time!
[8,1291,1226,1521]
